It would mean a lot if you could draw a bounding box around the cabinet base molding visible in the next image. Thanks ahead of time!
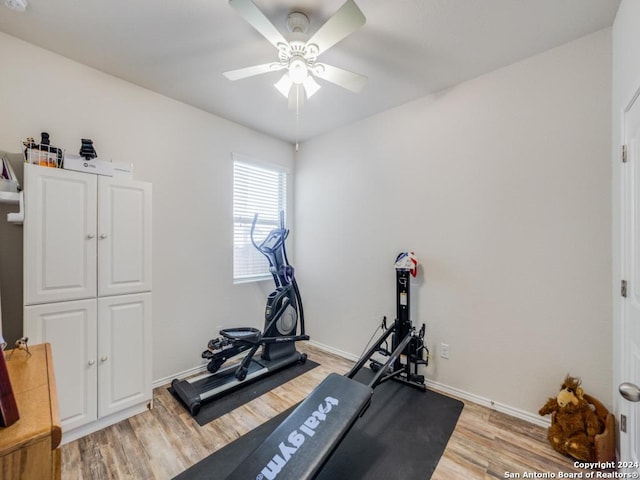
[61,401,152,445]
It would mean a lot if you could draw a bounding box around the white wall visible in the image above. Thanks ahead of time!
[612,0,640,459]
[295,29,612,418]
[0,32,295,382]
[0,25,615,422]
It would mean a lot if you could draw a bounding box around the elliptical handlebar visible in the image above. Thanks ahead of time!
[250,212,288,255]
[249,211,305,335]
[249,212,298,289]
[250,213,260,252]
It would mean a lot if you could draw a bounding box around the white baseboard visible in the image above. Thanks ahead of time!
[153,362,208,389]
[61,402,152,445]
[308,339,361,362]
[153,352,252,390]
[308,340,550,429]
[153,340,549,429]
[423,379,550,428]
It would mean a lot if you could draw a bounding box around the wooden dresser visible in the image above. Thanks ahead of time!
[0,343,61,480]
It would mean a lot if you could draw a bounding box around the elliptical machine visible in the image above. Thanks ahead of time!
[171,212,309,415]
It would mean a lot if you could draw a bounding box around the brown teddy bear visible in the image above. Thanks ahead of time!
[538,374,603,462]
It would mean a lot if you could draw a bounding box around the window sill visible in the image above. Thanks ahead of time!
[233,275,272,285]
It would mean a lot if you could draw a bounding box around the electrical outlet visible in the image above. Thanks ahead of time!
[440,343,449,359]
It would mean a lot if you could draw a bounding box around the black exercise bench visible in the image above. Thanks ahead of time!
[225,373,373,480]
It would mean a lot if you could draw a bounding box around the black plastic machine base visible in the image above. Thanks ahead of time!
[171,351,306,416]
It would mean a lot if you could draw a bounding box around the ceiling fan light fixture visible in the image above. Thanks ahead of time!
[302,76,320,98]
[274,74,293,98]
[227,0,367,109]
[288,56,308,84]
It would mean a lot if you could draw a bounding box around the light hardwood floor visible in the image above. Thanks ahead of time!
[61,343,595,479]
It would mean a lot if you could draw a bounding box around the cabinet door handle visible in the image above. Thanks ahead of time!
[101,356,108,362]
[620,382,640,402]
[87,234,96,239]
[88,359,95,366]
[100,233,108,239]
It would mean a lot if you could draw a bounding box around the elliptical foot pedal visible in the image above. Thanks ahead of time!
[220,327,262,343]
[206,336,233,353]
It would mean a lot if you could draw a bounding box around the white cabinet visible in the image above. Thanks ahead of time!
[97,294,152,417]
[24,294,152,432]
[22,164,152,442]
[97,178,152,297]
[23,164,152,304]
[24,299,98,432]
[23,166,97,304]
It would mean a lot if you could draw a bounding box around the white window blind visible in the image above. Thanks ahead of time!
[233,157,287,283]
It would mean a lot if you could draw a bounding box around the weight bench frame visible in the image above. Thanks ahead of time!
[225,319,425,480]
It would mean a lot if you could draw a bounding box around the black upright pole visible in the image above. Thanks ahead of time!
[395,269,411,371]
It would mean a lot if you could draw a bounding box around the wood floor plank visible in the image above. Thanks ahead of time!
[150,391,211,465]
[127,408,189,479]
[60,342,596,479]
[108,421,156,480]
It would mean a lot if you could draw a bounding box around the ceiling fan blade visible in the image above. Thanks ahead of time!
[313,63,367,93]
[306,0,366,55]
[223,63,284,81]
[229,0,288,49]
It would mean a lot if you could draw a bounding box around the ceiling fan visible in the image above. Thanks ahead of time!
[223,0,367,110]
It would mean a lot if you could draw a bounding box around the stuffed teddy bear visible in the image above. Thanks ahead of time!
[538,374,603,462]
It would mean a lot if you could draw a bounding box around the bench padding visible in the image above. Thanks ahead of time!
[225,373,373,480]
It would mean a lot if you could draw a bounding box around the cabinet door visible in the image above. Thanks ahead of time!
[24,164,98,305]
[97,293,152,417]
[23,299,98,431]
[98,177,152,297]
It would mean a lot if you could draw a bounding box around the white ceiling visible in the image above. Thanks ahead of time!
[0,0,620,144]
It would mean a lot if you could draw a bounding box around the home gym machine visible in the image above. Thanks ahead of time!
[171,212,309,416]
[224,252,429,480]
[366,251,429,390]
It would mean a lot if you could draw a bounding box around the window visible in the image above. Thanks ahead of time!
[233,155,288,283]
